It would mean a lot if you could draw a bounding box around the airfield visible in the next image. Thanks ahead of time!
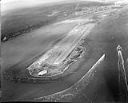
[1,1,128,102]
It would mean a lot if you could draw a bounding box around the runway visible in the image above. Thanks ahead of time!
[1,6,128,103]
[26,20,96,77]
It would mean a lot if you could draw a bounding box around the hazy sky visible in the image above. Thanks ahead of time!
[1,0,127,14]
[1,0,72,13]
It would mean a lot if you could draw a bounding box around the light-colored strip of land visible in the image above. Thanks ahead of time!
[38,22,96,66]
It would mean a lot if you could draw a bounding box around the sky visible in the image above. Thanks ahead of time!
[1,0,128,14]
[1,0,72,13]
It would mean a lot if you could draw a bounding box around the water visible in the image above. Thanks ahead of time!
[2,7,128,102]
